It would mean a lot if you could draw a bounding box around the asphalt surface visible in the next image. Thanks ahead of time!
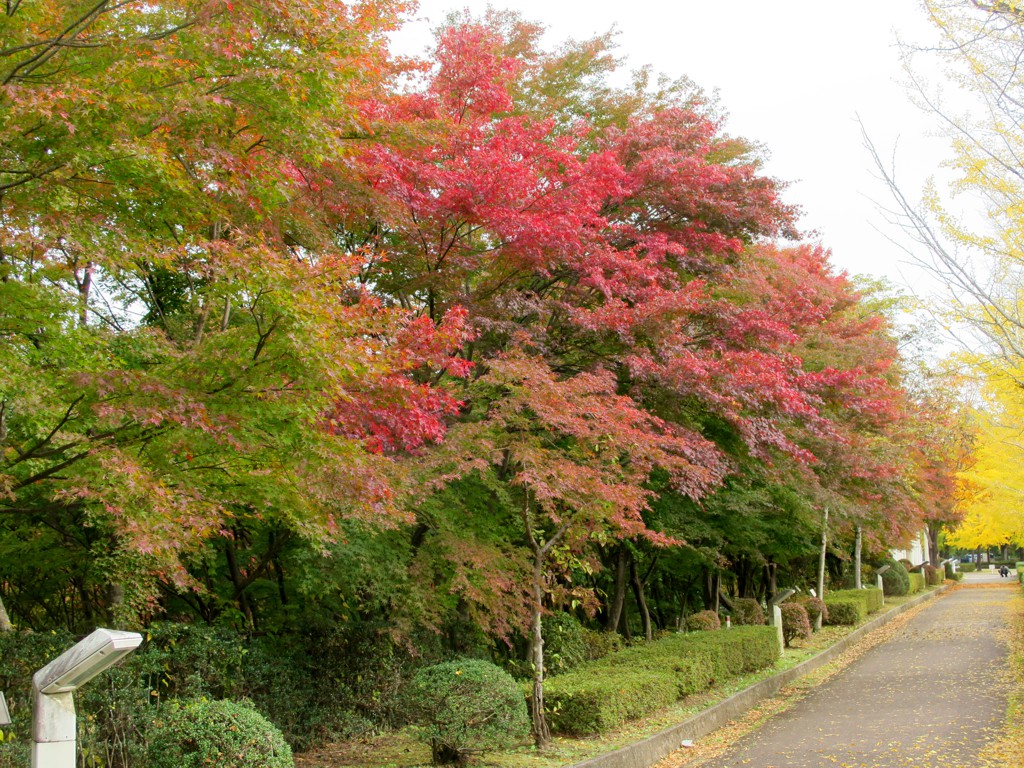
[688,571,1016,768]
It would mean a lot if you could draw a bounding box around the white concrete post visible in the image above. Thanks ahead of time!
[772,604,784,654]
[32,628,142,768]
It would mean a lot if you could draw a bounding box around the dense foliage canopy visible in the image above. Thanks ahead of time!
[0,0,962,750]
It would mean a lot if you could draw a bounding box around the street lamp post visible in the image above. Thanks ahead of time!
[32,628,143,768]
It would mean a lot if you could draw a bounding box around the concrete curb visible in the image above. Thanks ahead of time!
[568,586,948,768]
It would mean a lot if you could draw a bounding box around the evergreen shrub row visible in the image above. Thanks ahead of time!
[828,588,882,614]
[543,627,779,735]
[908,572,925,593]
[823,599,864,626]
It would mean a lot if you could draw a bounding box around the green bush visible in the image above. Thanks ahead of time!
[545,627,778,735]
[780,603,811,647]
[960,562,977,573]
[545,670,677,735]
[923,565,944,586]
[579,628,624,661]
[730,598,765,626]
[542,613,587,674]
[684,610,721,632]
[828,588,882,615]
[0,629,75,745]
[907,572,925,594]
[877,558,910,596]
[795,596,828,627]
[403,659,530,764]
[241,634,374,752]
[824,599,864,626]
[146,698,293,768]
[865,587,884,612]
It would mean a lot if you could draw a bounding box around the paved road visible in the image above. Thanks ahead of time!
[688,573,1016,768]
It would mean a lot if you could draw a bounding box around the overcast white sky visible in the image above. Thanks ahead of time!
[391,0,951,291]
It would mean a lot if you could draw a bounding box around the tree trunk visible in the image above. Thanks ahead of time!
[224,537,255,629]
[630,557,653,641]
[0,594,12,632]
[529,553,550,748]
[606,546,628,633]
[854,525,862,589]
[926,523,941,567]
[764,561,778,606]
[817,508,829,598]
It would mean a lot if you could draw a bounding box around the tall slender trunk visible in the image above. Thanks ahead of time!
[817,508,829,600]
[854,526,863,589]
[764,561,778,605]
[606,546,628,633]
[224,537,255,629]
[528,551,550,748]
[0,594,12,632]
[630,557,652,641]
[521,497,563,749]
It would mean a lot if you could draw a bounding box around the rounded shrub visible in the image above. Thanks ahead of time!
[146,698,293,768]
[780,603,811,647]
[797,596,828,627]
[580,627,624,661]
[403,659,530,765]
[877,558,910,596]
[730,598,765,626]
[684,610,721,632]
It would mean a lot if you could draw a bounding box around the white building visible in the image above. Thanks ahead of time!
[891,529,929,567]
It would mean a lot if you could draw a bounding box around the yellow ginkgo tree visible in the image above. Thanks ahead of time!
[951,357,1024,550]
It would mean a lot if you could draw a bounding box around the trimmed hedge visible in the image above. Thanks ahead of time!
[823,599,864,626]
[543,627,779,735]
[907,572,925,593]
[545,671,677,735]
[827,588,882,615]
[684,610,721,632]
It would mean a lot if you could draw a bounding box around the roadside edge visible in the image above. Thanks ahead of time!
[568,586,948,768]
